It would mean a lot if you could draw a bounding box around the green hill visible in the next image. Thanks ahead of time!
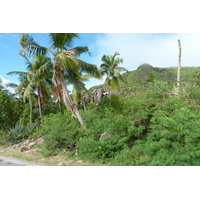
[90,64,200,95]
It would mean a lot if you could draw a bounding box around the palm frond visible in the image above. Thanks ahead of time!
[49,33,79,50]
[76,59,101,78]
[113,57,123,67]
[57,53,78,71]
[20,33,48,57]
[116,67,128,72]
[35,59,52,76]
[67,46,90,57]
[7,71,27,76]
[23,81,34,102]
[5,82,18,88]
[80,75,91,81]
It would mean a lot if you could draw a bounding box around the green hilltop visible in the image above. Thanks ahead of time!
[90,64,200,95]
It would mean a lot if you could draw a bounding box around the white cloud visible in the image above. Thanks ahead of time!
[0,76,16,93]
[90,33,200,71]
[86,33,200,89]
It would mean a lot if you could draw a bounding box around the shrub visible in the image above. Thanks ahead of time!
[35,112,82,157]
[112,97,200,166]
[0,130,8,145]
[77,135,129,163]
[8,123,36,143]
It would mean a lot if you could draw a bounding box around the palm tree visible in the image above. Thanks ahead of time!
[70,74,93,111]
[19,33,101,127]
[100,52,128,91]
[6,73,35,125]
[7,52,53,121]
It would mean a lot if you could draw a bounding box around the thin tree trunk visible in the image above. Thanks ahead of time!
[38,95,42,119]
[58,100,62,112]
[29,97,32,126]
[81,95,87,111]
[37,87,42,119]
[177,39,181,90]
[60,75,85,127]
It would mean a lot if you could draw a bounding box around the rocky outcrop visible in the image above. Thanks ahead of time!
[85,88,125,104]
[13,137,44,153]
[91,88,105,103]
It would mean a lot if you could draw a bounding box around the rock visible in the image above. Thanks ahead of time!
[13,139,32,148]
[77,160,84,164]
[58,160,74,166]
[118,90,124,95]
[82,94,90,103]
[99,132,114,140]
[19,147,29,152]
[13,144,19,148]
[21,139,31,147]
[28,142,36,149]
[107,89,114,97]
[35,137,43,145]
[92,88,105,103]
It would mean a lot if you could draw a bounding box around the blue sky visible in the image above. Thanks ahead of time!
[0,33,103,84]
[1,33,200,89]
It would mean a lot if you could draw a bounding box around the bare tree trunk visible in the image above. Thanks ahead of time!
[29,97,32,126]
[38,95,42,119]
[81,95,87,111]
[37,87,42,119]
[58,100,62,112]
[60,75,85,127]
[177,39,181,90]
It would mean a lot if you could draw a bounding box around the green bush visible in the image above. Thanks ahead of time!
[8,123,36,143]
[35,112,82,157]
[112,97,200,166]
[76,96,150,163]
[77,135,129,162]
[0,130,8,145]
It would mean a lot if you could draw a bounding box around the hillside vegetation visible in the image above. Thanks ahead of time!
[0,33,200,166]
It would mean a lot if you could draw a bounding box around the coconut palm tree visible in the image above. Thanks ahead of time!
[100,52,128,91]
[19,33,101,126]
[7,52,53,121]
[6,73,35,125]
[70,74,93,111]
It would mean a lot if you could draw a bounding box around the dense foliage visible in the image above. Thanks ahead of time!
[1,34,200,166]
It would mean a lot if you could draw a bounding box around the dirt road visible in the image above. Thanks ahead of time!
[0,155,43,166]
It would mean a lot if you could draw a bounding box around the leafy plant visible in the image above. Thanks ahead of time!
[35,112,82,157]
[8,124,36,143]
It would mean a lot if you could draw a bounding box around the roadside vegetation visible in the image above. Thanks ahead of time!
[0,33,200,166]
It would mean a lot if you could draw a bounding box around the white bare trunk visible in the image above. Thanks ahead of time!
[177,39,181,89]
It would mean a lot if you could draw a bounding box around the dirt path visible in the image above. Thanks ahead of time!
[0,155,43,166]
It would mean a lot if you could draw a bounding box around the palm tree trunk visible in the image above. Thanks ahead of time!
[37,87,42,119]
[38,95,42,118]
[60,75,85,127]
[29,97,32,126]
[81,95,87,111]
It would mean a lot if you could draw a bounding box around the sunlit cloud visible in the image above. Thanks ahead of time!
[85,33,200,88]
[0,76,16,93]
[90,33,200,70]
